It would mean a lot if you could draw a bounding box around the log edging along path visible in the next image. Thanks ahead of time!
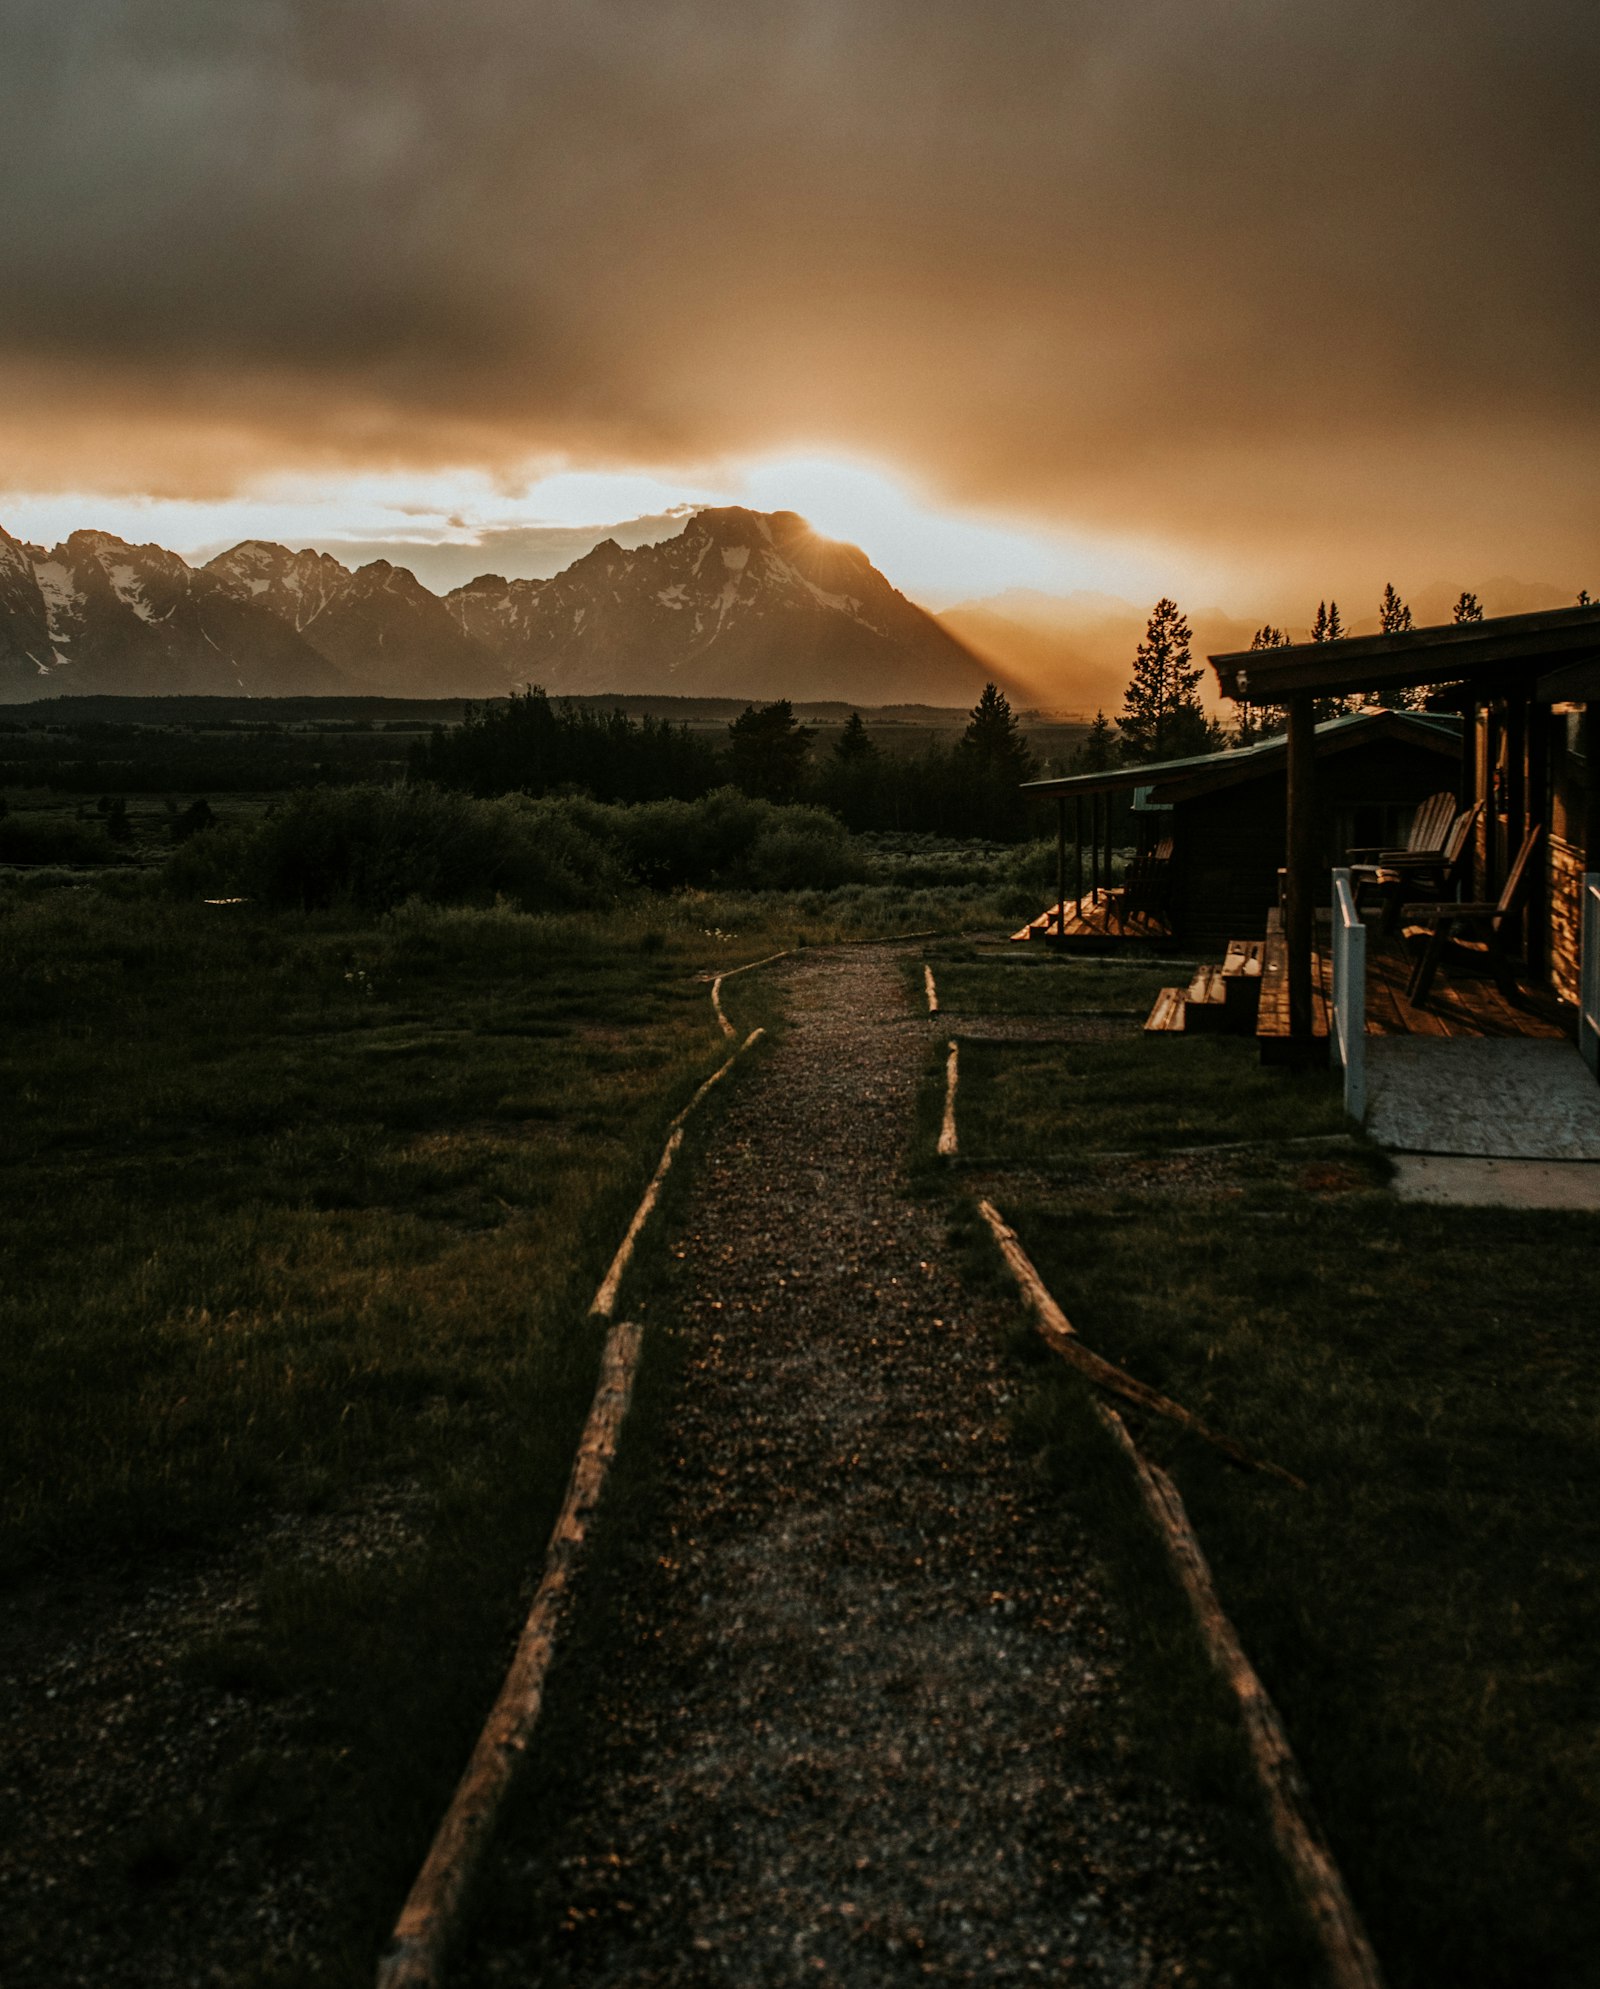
[980,1201,1383,1989]
[976,1201,1306,1492]
[375,1009,769,1989]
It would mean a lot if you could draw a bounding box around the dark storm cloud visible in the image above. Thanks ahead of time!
[2,1,1597,574]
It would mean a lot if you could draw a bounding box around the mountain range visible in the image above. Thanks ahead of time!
[0,508,1022,708]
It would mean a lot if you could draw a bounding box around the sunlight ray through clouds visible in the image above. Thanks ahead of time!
[0,454,1225,611]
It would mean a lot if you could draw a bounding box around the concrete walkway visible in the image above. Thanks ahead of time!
[1365,1037,1600,1161]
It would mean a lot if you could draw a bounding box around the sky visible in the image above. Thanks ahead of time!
[1,1,1595,621]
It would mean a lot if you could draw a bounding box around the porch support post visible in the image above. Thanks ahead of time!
[1092,795,1102,903]
[1285,691,1316,1045]
[1056,798,1066,937]
[1074,796,1084,910]
[1526,700,1551,973]
[1584,704,1600,864]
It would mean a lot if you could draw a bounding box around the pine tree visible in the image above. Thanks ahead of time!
[1361,585,1417,705]
[1118,598,1211,761]
[1310,600,1346,644]
[1378,583,1414,635]
[1308,601,1350,720]
[1071,709,1118,771]
[1237,625,1291,741]
[833,710,876,763]
[1453,591,1484,624]
[958,683,1035,839]
[815,709,884,829]
[725,700,813,801]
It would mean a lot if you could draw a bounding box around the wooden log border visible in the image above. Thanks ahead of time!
[710,974,736,1039]
[592,1029,765,1319]
[924,963,940,1015]
[977,1200,1305,1489]
[375,1317,645,1989]
[699,946,792,983]
[978,1206,1380,1989]
[1094,1402,1385,1989]
[938,1040,960,1158]
[376,1024,767,1986]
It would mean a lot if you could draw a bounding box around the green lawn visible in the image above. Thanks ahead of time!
[923,947,1191,1020]
[0,885,790,1976]
[946,1007,1600,1989]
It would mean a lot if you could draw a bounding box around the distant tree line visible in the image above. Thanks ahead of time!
[410,684,1041,840]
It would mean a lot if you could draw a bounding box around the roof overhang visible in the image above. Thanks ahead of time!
[1022,708,1460,803]
[1209,604,1600,705]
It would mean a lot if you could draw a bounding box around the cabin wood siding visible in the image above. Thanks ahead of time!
[1549,835,1585,1006]
[1166,738,1459,954]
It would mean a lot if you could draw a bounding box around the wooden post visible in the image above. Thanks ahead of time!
[1525,700,1551,974]
[1091,794,1102,904]
[1074,796,1084,912]
[1056,797,1066,937]
[1472,704,1496,899]
[1583,703,1600,866]
[1285,692,1316,1046]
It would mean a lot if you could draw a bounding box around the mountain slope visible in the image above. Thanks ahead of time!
[206,543,500,697]
[2,530,349,698]
[445,508,1017,704]
[0,527,54,694]
[1,508,1017,705]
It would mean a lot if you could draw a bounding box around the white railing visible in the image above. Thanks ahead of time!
[1330,869,1367,1121]
[1582,873,1600,1078]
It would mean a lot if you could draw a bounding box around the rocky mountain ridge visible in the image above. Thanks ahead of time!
[0,526,346,699]
[0,508,1010,706]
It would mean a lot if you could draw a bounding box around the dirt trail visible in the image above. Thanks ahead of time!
[470,947,1261,1986]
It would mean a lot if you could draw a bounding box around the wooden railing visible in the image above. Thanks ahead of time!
[1330,869,1367,1121]
[1582,873,1600,1077]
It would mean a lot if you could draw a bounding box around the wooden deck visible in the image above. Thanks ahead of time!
[1256,911,1569,1047]
[1012,891,1174,951]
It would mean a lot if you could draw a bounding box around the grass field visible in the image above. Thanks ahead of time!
[1,877,907,1978]
[1,860,1035,1980]
[937,955,1600,1989]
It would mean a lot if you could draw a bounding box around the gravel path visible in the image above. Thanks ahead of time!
[470,947,1261,1986]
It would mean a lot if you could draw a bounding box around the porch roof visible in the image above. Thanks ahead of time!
[1208,603,1600,706]
[1021,707,1459,804]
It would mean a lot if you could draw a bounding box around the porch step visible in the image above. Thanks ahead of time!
[1221,938,1266,1029]
[1183,964,1231,1033]
[1144,986,1187,1033]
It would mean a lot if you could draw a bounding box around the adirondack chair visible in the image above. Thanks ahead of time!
[1114,834,1174,931]
[1346,789,1457,869]
[1353,801,1483,932]
[1403,824,1543,1005]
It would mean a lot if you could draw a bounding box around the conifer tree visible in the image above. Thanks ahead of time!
[833,710,876,763]
[1310,599,1346,644]
[815,708,883,829]
[1453,591,1484,623]
[1374,584,1418,707]
[958,683,1035,838]
[1378,583,1414,635]
[1308,601,1350,720]
[1236,625,1291,741]
[726,699,812,801]
[1072,709,1118,771]
[1118,598,1210,761]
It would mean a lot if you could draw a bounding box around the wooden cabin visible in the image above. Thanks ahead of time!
[1207,604,1600,1070]
[1022,709,1462,953]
